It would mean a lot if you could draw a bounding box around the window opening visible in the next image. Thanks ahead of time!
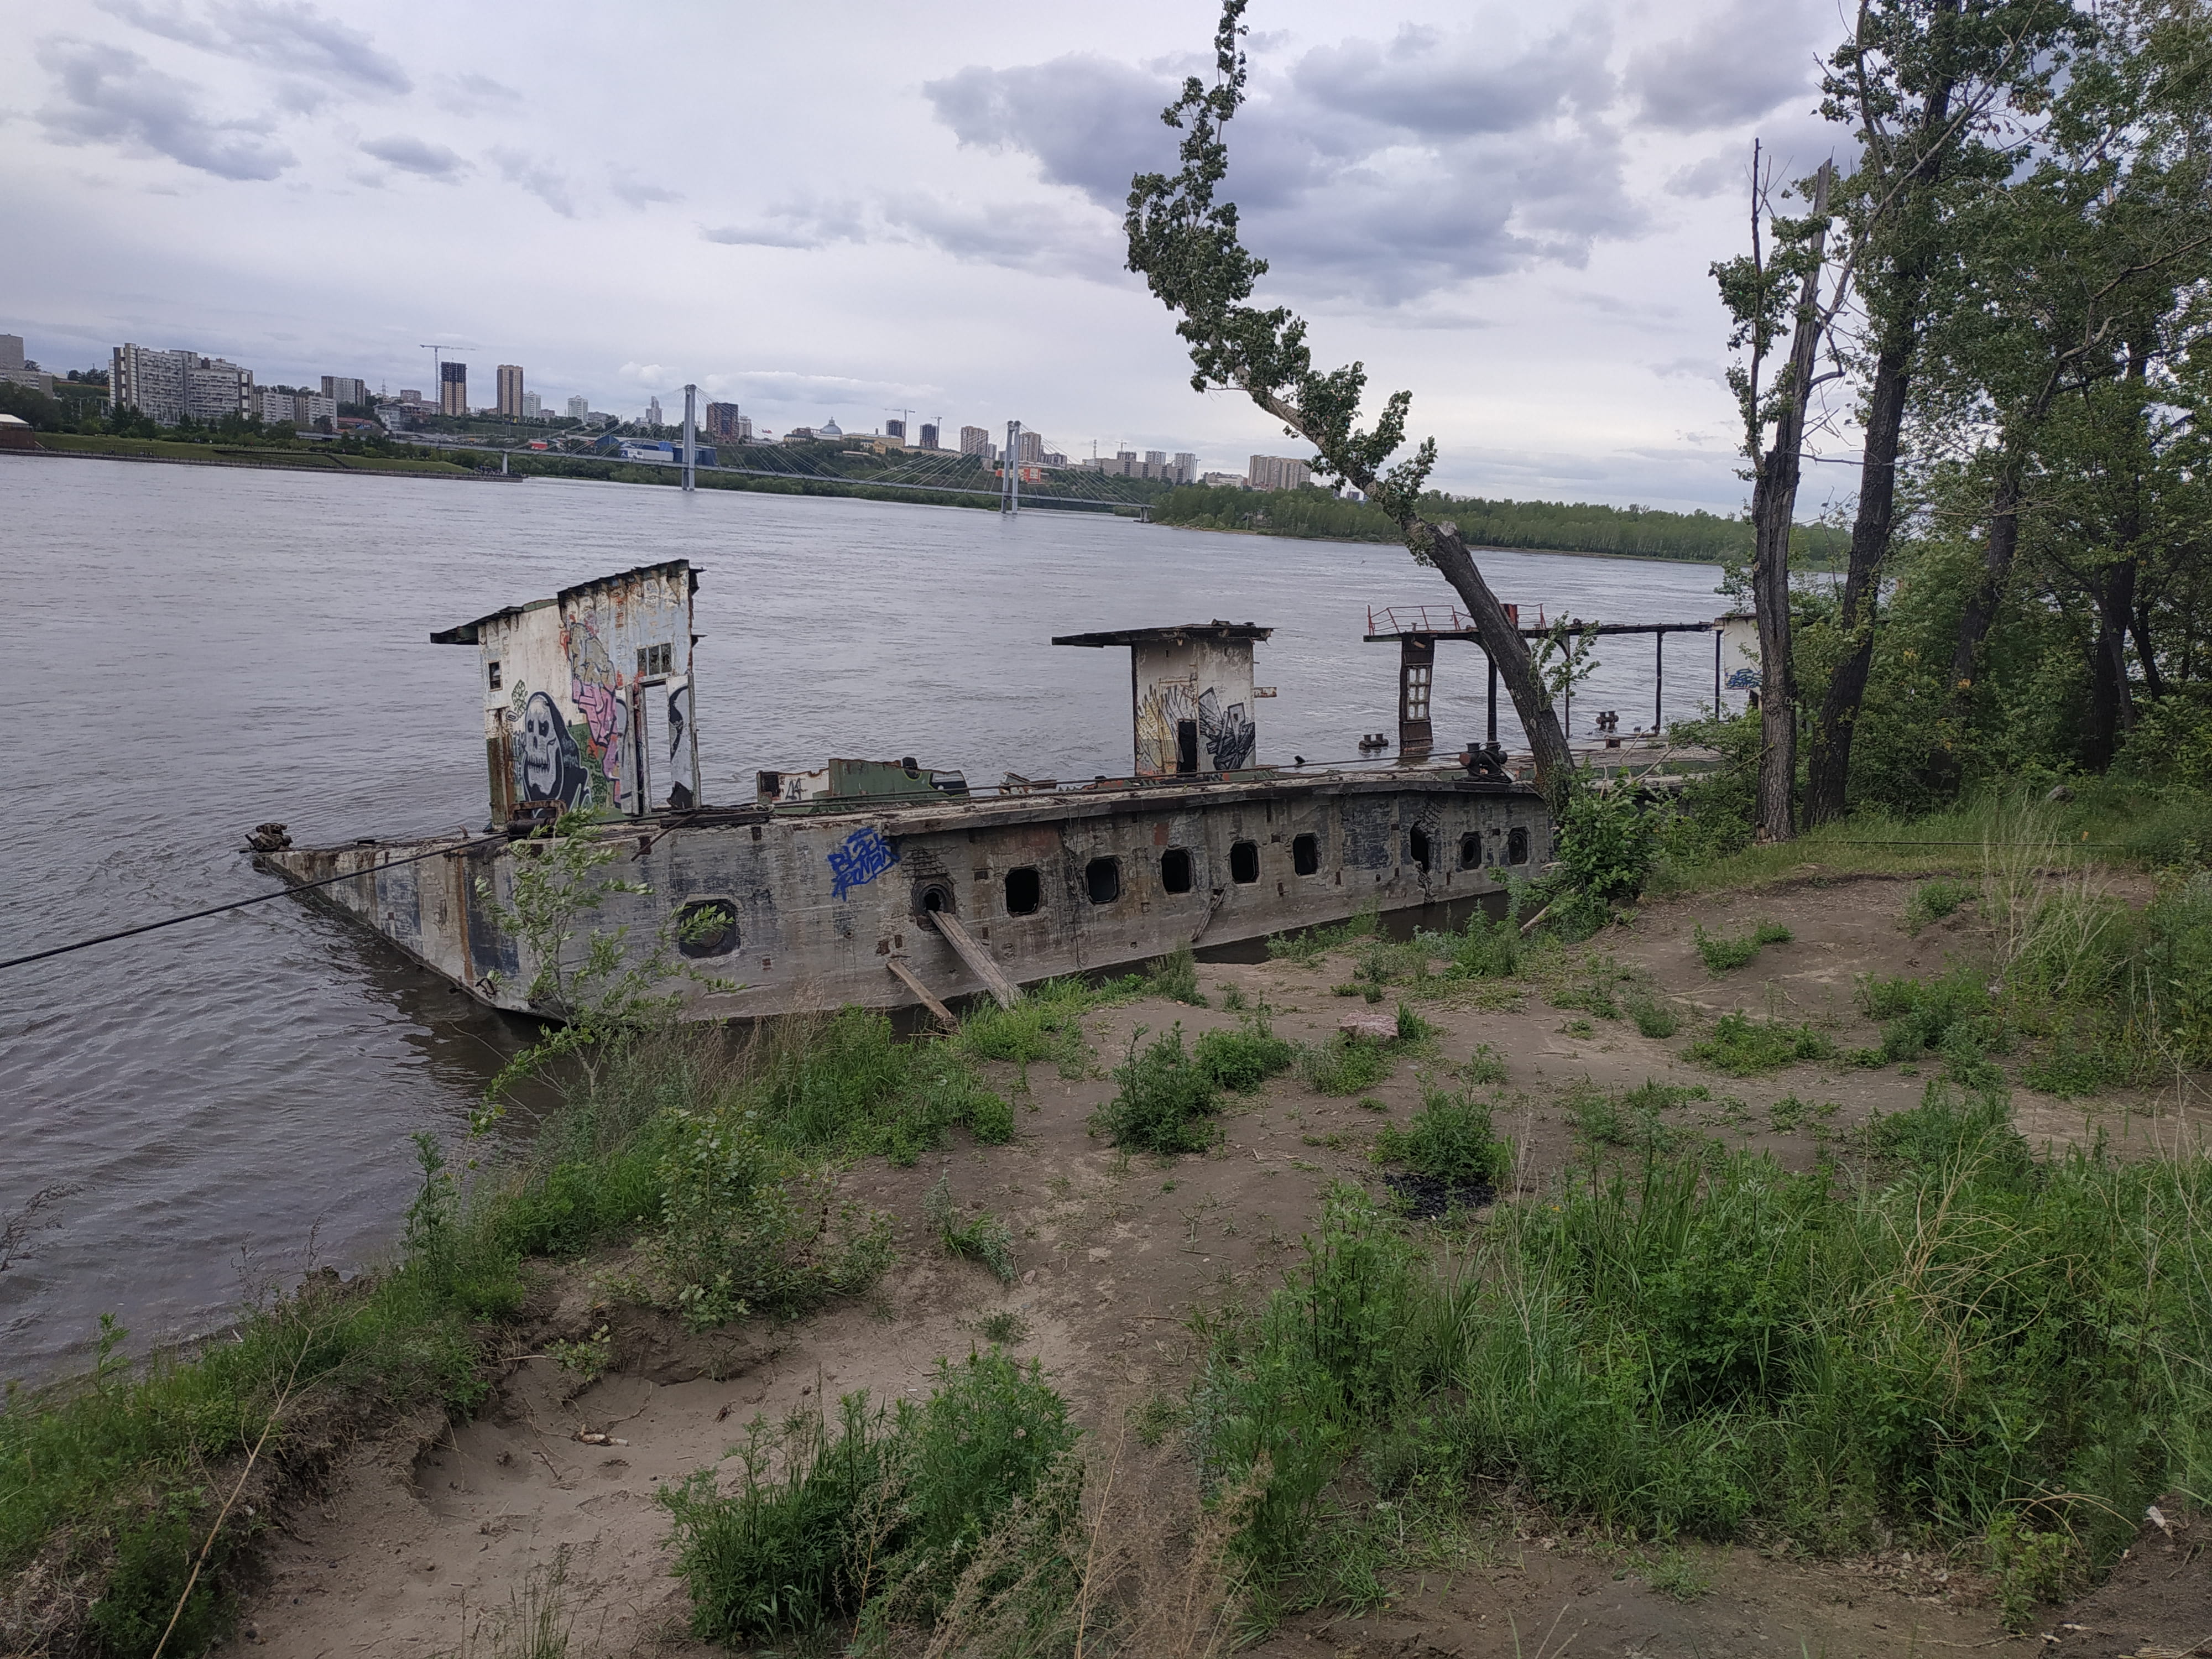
[1404,662,1432,721]
[1176,719,1199,774]
[1409,828,1430,872]
[675,898,739,958]
[1004,867,1042,915]
[1292,833,1319,875]
[1085,857,1121,904]
[1160,848,1194,894]
[635,643,674,678]
[1230,841,1259,884]
[1459,832,1482,870]
[487,660,502,690]
[1507,826,1530,865]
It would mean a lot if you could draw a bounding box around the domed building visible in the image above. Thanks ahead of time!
[818,417,843,440]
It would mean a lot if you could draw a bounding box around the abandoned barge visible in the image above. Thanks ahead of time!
[255,559,1573,1021]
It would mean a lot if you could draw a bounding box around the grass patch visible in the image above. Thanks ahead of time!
[1094,1025,1222,1153]
[1141,945,1209,1006]
[659,1350,1080,1646]
[1683,1011,1837,1076]
[1693,919,1792,974]
[1905,876,1977,933]
[1267,907,1380,968]
[1460,1044,1509,1086]
[1374,1088,1512,1187]
[1561,1079,1704,1156]
[954,978,1110,1087]
[1186,1086,2212,1626]
[1626,993,1683,1038]
[925,1176,1017,1284]
[1193,1017,1298,1093]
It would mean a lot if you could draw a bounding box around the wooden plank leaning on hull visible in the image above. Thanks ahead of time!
[885,956,960,1029]
[925,911,1020,1010]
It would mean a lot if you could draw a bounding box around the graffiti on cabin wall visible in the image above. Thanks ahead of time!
[515,690,589,807]
[1137,682,1255,772]
[828,826,899,900]
[667,685,696,809]
[565,615,633,810]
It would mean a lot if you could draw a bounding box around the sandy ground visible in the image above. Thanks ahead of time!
[218,878,2212,1658]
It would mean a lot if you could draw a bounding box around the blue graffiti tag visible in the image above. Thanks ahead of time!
[828,826,899,900]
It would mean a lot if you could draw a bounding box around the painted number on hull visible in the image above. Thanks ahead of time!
[829,827,899,900]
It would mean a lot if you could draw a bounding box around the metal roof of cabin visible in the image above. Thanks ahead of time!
[430,558,697,645]
[1050,622,1272,648]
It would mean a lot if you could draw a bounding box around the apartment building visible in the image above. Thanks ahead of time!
[321,375,367,406]
[495,364,525,418]
[1249,453,1312,491]
[440,361,468,416]
[111,343,254,425]
[959,424,989,456]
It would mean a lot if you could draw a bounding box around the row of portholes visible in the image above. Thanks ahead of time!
[1408,825,1531,874]
[671,823,1534,956]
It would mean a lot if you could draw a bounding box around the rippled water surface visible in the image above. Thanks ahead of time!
[0,457,1729,1380]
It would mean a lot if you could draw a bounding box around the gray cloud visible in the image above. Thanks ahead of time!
[99,0,410,96]
[1624,0,1823,133]
[924,21,1646,304]
[359,134,467,179]
[491,147,573,216]
[703,191,1116,278]
[702,197,868,250]
[35,36,294,180]
[609,168,683,208]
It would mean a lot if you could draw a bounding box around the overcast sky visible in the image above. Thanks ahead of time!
[0,0,1859,513]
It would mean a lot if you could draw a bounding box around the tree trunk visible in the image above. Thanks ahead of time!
[2132,599,2165,701]
[1806,331,1911,825]
[1427,524,1576,802]
[1249,388,1575,805]
[1948,458,2025,702]
[1806,22,1958,826]
[2083,555,2138,769]
[1747,163,1834,843]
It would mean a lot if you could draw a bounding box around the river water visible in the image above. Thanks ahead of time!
[0,457,1729,1382]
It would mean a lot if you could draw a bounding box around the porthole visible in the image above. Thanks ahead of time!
[1005,867,1042,915]
[914,880,954,917]
[1160,848,1194,894]
[1459,832,1482,870]
[1507,826,1530,865]
[1085,857,1121,904]
[1292,832,1319,876]
[675,898,739,958]
[1229,840,1260,884]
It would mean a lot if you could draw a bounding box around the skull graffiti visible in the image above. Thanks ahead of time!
[516,691,587,806]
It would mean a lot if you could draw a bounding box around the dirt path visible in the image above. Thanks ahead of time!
[220,877,2210,1657]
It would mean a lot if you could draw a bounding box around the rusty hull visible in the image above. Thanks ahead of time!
[258,766,1550,1021]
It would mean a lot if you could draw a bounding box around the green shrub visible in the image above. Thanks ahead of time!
[1142,945,1209,1006]
[1627,994,1683,1038]
[645,1108,892,1330]
[1446,910,1523,979]
[1375,1088,1512,1186]
[955,979,1100,1081]
[1904,877,1976,933]
[925,1175,1017,1283]
[1859,969,2002,1068]
[660,1352,1081,1645]
[1684,1012,1836,1076]
[1462,1043,1509,1085]
[1094,1025,1221,1152]
[1297,1033,1395,1095]
[1193,1018,1297,1092]
[1188,1101,2212,1606]
[1693,920,1792,973]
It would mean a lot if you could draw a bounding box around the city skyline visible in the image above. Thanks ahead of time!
[0,0,1851,513]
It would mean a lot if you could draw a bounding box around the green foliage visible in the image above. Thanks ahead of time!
[1461,1043,1509,1085]
[1267,907,1380,968]
[1627,994,1683,1038]
[1547,787,1660,933]
[660,1353,1080,1645]
[1859,969,2004,1068]
[1562,1078,1701,1156]
[1094,1025,1222,1153]
[1296,1032,1396,1096]
[1374,1088,1512,1187]
[925,1176,1018,1284]
[1905,877,1978,933]
[1443,910,1523,979]
[954,979,1100,1084]
[1192,1017,1297,1092]
[748,1009,1011,1165]
[1685,1011,1837,1075]
[1142,945,1209,1006]
[1150,482,1848,564]
[1190,1096,2212,1611]
[1693,920,1792,973]
[645,1108,891,1331]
